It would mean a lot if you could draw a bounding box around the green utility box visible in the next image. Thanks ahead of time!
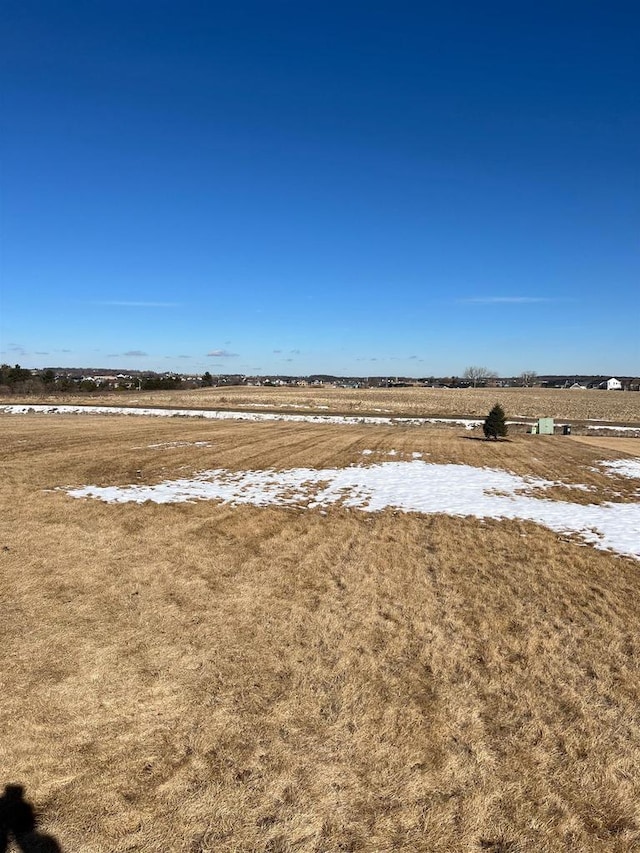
[538,418,554,435]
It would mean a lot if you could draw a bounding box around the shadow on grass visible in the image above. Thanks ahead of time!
[0,785,62,852]
[460,435,514,442]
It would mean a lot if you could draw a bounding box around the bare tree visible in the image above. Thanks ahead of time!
[463,366,496,388]
[519,370,538,387]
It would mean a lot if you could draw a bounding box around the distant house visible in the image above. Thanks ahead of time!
[569,383,587,390]
[606,377,622,391]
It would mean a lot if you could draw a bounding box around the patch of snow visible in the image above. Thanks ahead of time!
[146,441,212,448]
[0,404,484,430]
[64,460,640,560]
[599,459,640,479]
[587,425,640,434]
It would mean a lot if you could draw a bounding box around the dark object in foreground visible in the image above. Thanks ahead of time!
[483,404,508,440]
[0,785,62,853]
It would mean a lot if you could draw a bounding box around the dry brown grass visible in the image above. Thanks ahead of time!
[11,385,640,424]
[568,435,640,454]
[2,415,640,852]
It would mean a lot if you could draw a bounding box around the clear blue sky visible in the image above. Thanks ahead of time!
[1,1,638,376]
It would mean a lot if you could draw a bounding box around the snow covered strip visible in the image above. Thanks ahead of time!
[587,425,640,435]
[66,460,640,560]
[0,403,483,429]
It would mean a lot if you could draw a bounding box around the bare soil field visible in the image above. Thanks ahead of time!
[2,415,639,852]
[11,385,640,424]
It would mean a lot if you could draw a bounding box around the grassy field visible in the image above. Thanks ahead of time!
[2,415,639,852]
[10,385,640,424]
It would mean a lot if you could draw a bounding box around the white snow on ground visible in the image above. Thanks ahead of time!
[0,403,483,428]
[587,425,640,435]
[600,459,640,479]
[146,441,212,448]
[1,403,485,428]
[65,460,640,560]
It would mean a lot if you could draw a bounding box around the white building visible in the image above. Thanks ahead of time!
[607,377,622,391]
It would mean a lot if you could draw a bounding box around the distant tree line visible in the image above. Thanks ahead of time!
[0,364,44,395]
[138,375,184,390]
[0,364,193,395]
[0,364,32,387]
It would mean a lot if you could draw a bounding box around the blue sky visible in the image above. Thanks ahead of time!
[1,1,638,376]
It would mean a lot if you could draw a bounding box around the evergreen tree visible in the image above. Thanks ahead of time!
[483,403,507,440]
